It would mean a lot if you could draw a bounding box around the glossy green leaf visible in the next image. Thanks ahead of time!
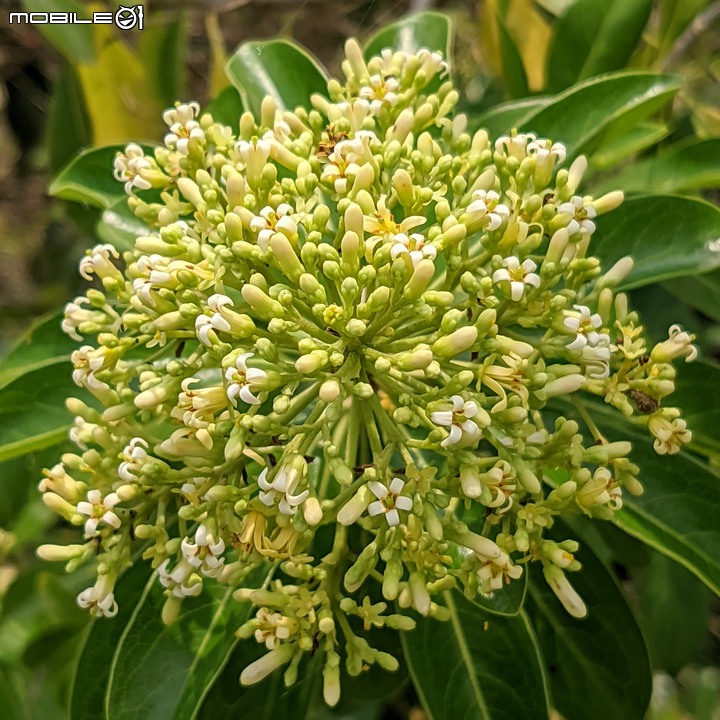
[669,360,720,457]
[527,532,652,720]
[204,85,244,129]
[473,97,551,136]
[592,138,720,195]
[402,592,550,719]
[636,552,714,674]
[0,570,87,665]
[50,146,133,209]
[515,72,680,161]
[584,402,720,596]
[20,0,95,63]
[137,14,188,107]
[97,199,151,252]
[497,14,529,98]
[591,195,720,289]
[0,312,75,390]
[589,121,669,171]
[364,12,453,67]
[0,364,76,463]
[45,62,92,175]
[225,40,328,118]
[546,0,652,91]
[663,271,720,324]
[71,565,270,720]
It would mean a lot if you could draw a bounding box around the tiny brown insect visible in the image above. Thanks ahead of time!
[626,389,659,415]
[638,355,650,366]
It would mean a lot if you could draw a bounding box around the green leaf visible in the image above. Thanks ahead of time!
[591,195,720,289]
[402,593,550,719]
[0,364,76,463]
[526,529,652,720]
[592,138,720,195]
[636,552,714,674]
[225,40,329,118]
[45,61,92,175]
[363,11,453,64]
[0,570,87,665]
[204,85,244,129]
[663,270,720,324]
[97,199,151,252]
[588,121,669,171]
[496,14,529,98]
[0,312,75,390]
[137,14,188,107]
[515,72,680,161]
[72,565,271,720]
[473,97,551,136]
[546,0,652,91]
[584,402,720,596]
[20,0,95,63]
[50,146,133,209]
[669,360,720,457]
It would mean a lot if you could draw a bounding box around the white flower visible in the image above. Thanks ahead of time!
[364,195,425,257]
[249,204,297,251]
[466,190,510,230]
[79,243,120,282]
[113,143,153,194]
[321,133,375,193]
[254,607,299,649]
[118,437,148,482]
[563,305,609,351]
[257,466,309,515]
[495,132,537,161]
[477,551,523,593]
[77,574,118,617]
[527,138,566,165]
[651,324,698,363]
[76,489,121,536]
[225,353,268,405]
[71,345,111,392]
[367,477,413,527]
[157,558,203,598]
[417,48,448,78]
[557,196,596,237]
[358,74,399,115]
[236,138,272,182]
[181,524,225,578]
[581,342,611,379]
[390,232,436,267]
[430,395,486,448]
[163,101,204,155]
[648,410,692,455]
[492,256,541,301]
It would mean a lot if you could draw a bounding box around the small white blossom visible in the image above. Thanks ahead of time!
[557,196,596,237]
[495,132,537,160]
[163,101,204,155]
[181,524,226,578]
[76,489,121,536]
[389,233,436,267]
[648,410,692,455]
[113,143,153,194]
[367,477,413,527]
[466,190,510,230]
[249,204,297,251]
[492,256,541,301]
[257,466,309,515]
[157,558,203,598]
[321,133,376,193]
[79,243,120,282]
[651,324,698,363]
[118,437,149,482]
[359,74,399,115]
[225,353,268,405]
[77,574,118,617]
[430,395,486,448]
[564,305,609,351]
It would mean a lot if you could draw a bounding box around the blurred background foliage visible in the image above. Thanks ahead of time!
[0,1,719,718]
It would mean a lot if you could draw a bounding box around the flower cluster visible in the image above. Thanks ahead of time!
[39,38,696,705]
